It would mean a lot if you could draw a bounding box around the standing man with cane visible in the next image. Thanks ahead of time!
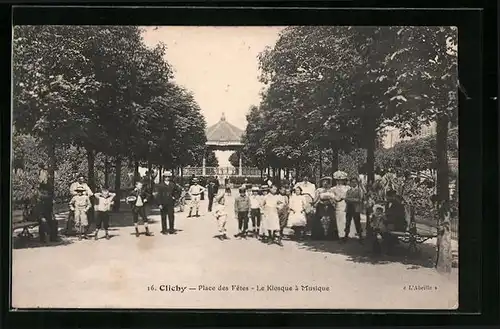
[156,171,181,235]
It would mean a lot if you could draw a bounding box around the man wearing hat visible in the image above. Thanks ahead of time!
[156,171,182,234]
[70,173,94,197]
[188,177,205,217]
[206,178,218,212]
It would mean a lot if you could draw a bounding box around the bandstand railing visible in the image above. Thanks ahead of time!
[182,167,262,177]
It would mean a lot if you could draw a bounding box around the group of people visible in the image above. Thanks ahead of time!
[60,168,408,254]
[208,171,408,252]
[66,171,222,240]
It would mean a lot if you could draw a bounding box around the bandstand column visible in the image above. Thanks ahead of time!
[202,150,206,176]
[238,151,243,176]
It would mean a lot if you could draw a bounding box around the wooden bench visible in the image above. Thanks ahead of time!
[386,207,438,254]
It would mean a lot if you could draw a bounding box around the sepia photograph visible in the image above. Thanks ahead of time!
[11,25,459,309]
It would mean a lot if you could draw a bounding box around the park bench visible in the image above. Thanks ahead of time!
[384,206,438,254]
[12,204,41,239]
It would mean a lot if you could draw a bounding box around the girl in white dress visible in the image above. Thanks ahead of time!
[287,186,307,239]
[262,185,281,245]
[258,185,269,240]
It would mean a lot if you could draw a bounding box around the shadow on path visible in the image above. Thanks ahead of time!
[13,235,74,250]
[295,238,437,269]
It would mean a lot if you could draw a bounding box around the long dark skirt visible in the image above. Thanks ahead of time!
[311,202,337,240]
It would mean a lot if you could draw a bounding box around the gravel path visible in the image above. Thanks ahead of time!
[12,193,458,309]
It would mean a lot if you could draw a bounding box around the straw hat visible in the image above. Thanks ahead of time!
[75,186,86,192]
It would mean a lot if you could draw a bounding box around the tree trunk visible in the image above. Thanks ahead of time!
[295,165,300,181]
[159,165,163,182]
[260,168,263,180]
[86,147,96,230]
[286,168,290,180]
[134,161,140,182]
[319,149,323,179]
[114,157,122,211]
[148,161,153,191]
[366,124,377,186]
[104,156,110,187]
[331,146,339,174]
[46,138,57,241]
[86,147,96,192]
[436,114,452,273]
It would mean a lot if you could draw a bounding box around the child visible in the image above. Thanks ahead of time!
[287,186,307,239]
[258,185,269,241]
[262,185,282,246]
[127,181,151,237]
[213,193,228,240]
[69,186,92,240]
[369,204,387,254]
[234,187,250,238]
[249,186,262,237]
[93,186,116,240]
[177,184,187,213]
[277,185,290,240]
[188,178,205,217]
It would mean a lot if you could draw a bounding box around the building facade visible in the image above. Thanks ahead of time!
[382,122,437,149]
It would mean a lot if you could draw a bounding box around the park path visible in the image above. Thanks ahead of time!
[12,191,458,309]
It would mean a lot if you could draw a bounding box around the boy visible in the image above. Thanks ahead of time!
[277,185,290,241]
[69,186,92,240]
[188,178,205,217]
[93,186,116,240]
[234,187,250,238]
[344,177,364,242]
[249,186,262,237]
[213,193,228,240]
[127,181,151,237]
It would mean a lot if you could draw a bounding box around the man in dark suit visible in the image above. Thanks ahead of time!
[206,179,218,212]
[156,172,182,235]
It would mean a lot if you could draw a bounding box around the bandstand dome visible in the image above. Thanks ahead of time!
[206,112,243,148]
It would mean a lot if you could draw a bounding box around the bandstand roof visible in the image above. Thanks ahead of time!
[206,113,243,148]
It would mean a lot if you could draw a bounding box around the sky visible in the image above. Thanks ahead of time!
[141,26,285,130]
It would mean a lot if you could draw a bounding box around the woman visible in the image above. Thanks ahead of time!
[262,185,282,245]
[332,171,350,241]
[312,177,337,240]
[287,186,307,239]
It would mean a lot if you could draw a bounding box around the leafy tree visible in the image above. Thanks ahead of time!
[228,150,253,168]
[382,26,458,273]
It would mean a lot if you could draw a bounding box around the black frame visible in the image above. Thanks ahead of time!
[2,2,498,327]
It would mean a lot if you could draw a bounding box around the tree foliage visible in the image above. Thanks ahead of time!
[12,26,208,204]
